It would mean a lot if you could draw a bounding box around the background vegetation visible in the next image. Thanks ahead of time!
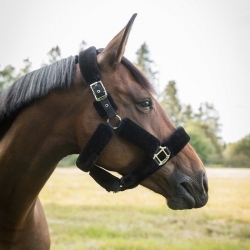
[40,167,250,250]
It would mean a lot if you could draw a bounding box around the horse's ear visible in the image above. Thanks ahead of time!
[98,13,137,68]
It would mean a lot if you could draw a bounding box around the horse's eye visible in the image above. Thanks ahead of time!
[137,99,153,110]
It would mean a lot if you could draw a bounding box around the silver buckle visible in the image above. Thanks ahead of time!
[153,146,171,166]
[90,81,108,101]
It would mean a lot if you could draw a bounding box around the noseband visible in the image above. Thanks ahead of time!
[75,47,190,193]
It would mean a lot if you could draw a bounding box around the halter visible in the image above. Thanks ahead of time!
[75,47,190,193]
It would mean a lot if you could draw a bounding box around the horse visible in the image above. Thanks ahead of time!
[0,14,208,249]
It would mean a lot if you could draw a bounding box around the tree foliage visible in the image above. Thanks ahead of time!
[223,134,250,168]
[160,81,183,125]
[17,58,32,77]
[185,120,213,163]
[0,58,32,91]
[182,104,194,124]
[0,65,16,90]
[194,102,223,163]
[159,81,223,164]
[47,46,61,64]
[135,42,157,86]
[234,134,250,155]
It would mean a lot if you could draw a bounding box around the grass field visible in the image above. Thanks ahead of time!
[40,168,250,250]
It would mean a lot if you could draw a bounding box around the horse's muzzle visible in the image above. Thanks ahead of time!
[167,170,209,210]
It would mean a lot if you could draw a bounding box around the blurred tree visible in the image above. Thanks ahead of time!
[135,42,157,85]
[41,46,61,67]
[0,65,16,90]
[47,45,61,64]
[234,134,250,155]
[17,58,32,78]
[195,102,221,135]
[58,154,78,167]
[223,134,250,168]
[0,58,32,91]
[159,80,183,125]
[194,102,223,163]
[158,81,224,164]
[185,120,213,163]
[182,104,194,124]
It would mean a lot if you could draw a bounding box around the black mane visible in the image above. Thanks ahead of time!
[0,56,76,126]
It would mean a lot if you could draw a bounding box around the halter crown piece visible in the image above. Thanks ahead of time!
[76,47,190,193]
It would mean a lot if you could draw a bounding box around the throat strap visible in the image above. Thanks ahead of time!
[76,123,114,171]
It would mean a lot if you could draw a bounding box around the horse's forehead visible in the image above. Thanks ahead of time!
[114,63,133,80]
[111,64,148,93]
[117,65,135,86]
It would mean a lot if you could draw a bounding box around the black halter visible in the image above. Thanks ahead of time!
[75,47,190,192]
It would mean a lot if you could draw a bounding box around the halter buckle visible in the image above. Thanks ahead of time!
[153,146,171,166]
[90,81,108,101]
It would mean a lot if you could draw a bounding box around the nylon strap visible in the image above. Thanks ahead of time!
[78,47,101,84]
[78,47,117,119]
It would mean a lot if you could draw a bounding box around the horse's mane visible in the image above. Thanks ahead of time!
[0,56,76,126]
[0,54,153,127]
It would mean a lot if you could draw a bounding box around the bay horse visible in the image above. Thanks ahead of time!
[0,14,208,249]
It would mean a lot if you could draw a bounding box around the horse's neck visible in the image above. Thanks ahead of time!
[0,120,13,141]
[0,84,86,227]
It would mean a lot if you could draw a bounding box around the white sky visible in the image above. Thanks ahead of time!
[0,0,249,143]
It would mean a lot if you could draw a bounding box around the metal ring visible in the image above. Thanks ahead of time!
[107,115,122,130]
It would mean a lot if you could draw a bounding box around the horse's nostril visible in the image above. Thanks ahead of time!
[202,172,208,193]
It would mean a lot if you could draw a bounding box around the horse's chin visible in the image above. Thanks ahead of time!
[166,196,195,210]
[166,192,208,210]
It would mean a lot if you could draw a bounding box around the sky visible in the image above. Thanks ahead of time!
[0,0,249,143]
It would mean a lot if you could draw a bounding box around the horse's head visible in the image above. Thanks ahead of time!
[75,14,208,210]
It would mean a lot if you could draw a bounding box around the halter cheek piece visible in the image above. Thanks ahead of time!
[75,47,190,193]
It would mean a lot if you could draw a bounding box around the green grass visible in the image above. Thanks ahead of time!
[40,168,250,250]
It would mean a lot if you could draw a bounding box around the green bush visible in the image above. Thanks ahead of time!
[58,154,78,167]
